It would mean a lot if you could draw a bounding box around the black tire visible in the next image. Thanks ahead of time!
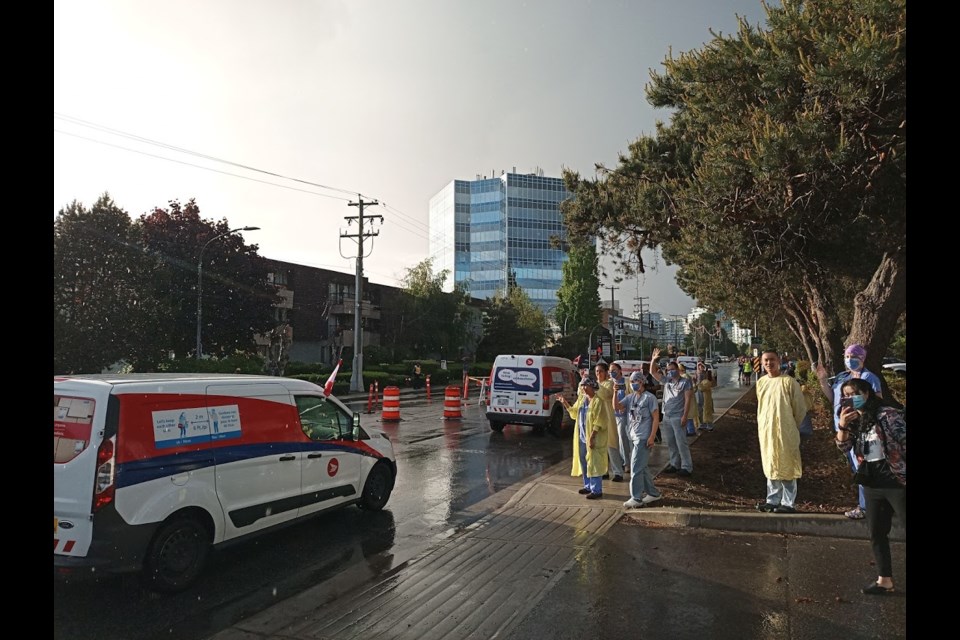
[358,463,393,511]
[489,420,505,433]
[547,407,564,438]
[141,515,209,593]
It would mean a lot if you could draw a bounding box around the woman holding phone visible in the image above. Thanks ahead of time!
[836,378,906,595]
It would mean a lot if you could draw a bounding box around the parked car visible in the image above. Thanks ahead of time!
[882,362,906,378]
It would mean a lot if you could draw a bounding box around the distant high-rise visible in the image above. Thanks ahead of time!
[429,170,572,311]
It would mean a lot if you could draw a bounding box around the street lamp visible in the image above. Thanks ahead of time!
[195,226,260,360]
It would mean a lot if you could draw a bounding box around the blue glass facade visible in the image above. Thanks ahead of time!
[429,172,571,311]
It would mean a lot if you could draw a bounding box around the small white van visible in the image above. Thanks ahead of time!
[54,373,397,592]
[485,355,580,436]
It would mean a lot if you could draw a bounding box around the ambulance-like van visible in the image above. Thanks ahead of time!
[485,355,580,436]
[53,373,397,593]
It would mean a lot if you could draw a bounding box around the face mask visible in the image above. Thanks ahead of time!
[666,370,679,381]
[631,382,641,391]
[845,357,862,371]
[851,395,867,409]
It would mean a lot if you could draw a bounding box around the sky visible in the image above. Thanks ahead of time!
[54,0,772,318]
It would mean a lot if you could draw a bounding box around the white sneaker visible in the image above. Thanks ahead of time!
[623,498,644,509]
[641,494,662,505]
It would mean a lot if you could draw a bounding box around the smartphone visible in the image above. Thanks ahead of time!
[839,397,854,411]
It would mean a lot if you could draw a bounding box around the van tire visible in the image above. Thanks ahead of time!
[547,407,564,437]
[142,514,210,593]
[489,420,505,432]
[358,463,393,511]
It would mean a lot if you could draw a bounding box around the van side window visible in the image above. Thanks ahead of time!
[295,396,347,441]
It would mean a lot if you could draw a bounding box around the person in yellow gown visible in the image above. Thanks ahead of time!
[755,350,807,514]
[696,362,716,431]
[561,376,609,499]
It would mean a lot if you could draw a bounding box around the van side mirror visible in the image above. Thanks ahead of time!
[351,413,361,440]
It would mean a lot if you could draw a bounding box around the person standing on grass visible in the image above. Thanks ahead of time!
[816,343,884,520]
[649,347,694,477]
[613,371,662,509]
[755,350,806,514]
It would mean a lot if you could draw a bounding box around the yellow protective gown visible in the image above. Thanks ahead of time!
[596,379,618,451]
[568,392,610,479]
[699,379,715,424]
[755,373,807,480]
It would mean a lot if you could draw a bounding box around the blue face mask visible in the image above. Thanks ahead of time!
[666,370,679,381]
[630,382,641,391]
[845,357,862,371]
[851,395,867,409]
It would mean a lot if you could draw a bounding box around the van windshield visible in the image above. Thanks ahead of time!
[54,394,95,464]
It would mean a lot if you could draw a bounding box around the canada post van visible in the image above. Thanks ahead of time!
[485,355,579,436]
[53,374,397,593]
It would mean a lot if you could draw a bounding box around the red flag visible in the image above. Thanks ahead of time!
[323,359,342,397]
[572,355,581,367]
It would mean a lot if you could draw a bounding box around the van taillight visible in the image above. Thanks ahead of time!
[543,392,550,410]
[92,438,116,512]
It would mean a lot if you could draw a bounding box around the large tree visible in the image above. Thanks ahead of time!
[132,199,277,369]
[477,280,547,360]
[393,258,470,360]
[561,0,905,374]
[54,194,152,373]
[554,241,602,336]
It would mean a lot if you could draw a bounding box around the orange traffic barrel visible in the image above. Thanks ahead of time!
[382,386,401,422]
[443,385,462,420]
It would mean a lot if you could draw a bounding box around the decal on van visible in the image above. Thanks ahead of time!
[54,395,95,463]
[151,404,242,449]
[493,367,540,391]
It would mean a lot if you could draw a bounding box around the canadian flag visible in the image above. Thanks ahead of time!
[323,358,342,397]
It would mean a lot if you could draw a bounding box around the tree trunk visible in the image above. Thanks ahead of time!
[847,249,907,375]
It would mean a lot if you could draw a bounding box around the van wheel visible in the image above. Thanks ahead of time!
[142,515,209,593]
[489,421,505,432]
[358,463,393,511]
[547,407,564,438]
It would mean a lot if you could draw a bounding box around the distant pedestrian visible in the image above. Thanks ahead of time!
[649,347,694,477]
[696,362,716,432]
[613,371,662,508]
[755,350,806,514]
[412,362,423,389]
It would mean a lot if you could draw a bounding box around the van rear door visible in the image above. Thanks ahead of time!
[490,364,543,416]
[54,381,111,559]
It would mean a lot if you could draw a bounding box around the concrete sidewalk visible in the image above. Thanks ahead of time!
[209,454,903,640]
[206,380,904,639]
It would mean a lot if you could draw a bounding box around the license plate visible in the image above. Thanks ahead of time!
[54,517,58,534]
[520,399,536,405]
[496,397,509,406]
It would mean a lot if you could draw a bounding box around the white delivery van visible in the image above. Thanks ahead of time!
[485,355,580,436]
[53,373,397,593]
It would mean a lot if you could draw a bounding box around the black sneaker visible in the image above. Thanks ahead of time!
[756,502,777,512]
[662,465,679,474]
[586,492,603,500]
[677,469,692,477]
[612,475,625,482]
[773,505,797,514]
[578,488,592,495]
[602,474,610,480]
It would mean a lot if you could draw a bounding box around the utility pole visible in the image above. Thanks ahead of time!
[605,285,619,323]
[341,197,382,392]
[634,296,649,361]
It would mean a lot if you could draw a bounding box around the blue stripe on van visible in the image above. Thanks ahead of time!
[116,441,380,488]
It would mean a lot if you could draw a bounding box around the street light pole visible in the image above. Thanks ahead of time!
[195,226,260,360]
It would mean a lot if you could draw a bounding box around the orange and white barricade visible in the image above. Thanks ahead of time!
[382,386,401,422]
[443,386,462,420]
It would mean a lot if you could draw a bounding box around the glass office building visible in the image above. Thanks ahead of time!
[429,171,572,311]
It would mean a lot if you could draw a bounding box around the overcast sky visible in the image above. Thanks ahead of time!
[54,0,772,317]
